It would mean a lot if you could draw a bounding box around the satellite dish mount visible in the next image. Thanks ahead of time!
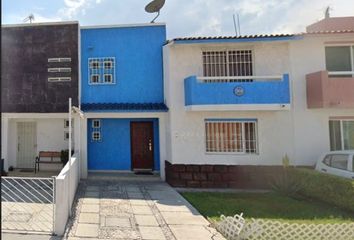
[23,14,35,23]
[145,0,165,23]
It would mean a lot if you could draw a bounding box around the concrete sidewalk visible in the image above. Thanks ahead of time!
[65,176,225,240]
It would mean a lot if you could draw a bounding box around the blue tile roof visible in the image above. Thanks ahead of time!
[81,103,168,112]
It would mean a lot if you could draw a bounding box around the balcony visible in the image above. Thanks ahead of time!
[184,74,290,111]
[306,71,354,108]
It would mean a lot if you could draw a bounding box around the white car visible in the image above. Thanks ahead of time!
[315,151,354,180]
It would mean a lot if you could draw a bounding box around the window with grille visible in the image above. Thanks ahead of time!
[92,131,101,141]
[205,120,257,153]
[202,50,253,82]
[89,57,115,84]
[92,119,101,128]
[91,119,102,142]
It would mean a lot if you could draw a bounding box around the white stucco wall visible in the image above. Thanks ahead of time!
[289,33,354,166]
[164,34,354,167]
[163,41,295,166]
[4,114,75,170]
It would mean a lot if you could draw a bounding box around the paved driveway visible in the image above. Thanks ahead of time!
[65,177,225,240]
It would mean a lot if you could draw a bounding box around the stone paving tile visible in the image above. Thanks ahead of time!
[132,205,154,215]
[128,191,145,199]
[101,216,132,228]
[170,225,225,240]
[135,215,159,226]
[148,190,180,201]
[126,186,141,192]
[139,226,166,240]
[129,199,150,206]
[75,223,99,238]
[86,186,100,192]
[81,204,99,213]
[160,212,210,226]
[82,198,99,204]
[78,213,100,224]
[155,202,192,213]
[99,228,141,239]
[84,191,99,198]
[65,179,225,240]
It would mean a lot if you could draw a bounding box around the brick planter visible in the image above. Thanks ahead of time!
[165,161,285,189]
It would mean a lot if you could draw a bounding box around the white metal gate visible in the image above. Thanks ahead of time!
[1,177,55,234]
[17,122,37,169]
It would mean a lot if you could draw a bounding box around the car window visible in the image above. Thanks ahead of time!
[323,155,331,166]
[330,154,348,170]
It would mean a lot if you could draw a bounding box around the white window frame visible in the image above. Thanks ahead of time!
[104,59,114,69]
[90,74,100,84]
[88,57,116,85]
[92,119,101,129]
[64,131,73,140]
[92,131,101,141]
[48,57,71,63]
[103,74,113,83]
[325,44,354,77]
[48,77,71,82]
[204,119,258,155]
[48,68,71,73]
[329,118,354,151]
[201,48,255,80]
[64,119,73,128]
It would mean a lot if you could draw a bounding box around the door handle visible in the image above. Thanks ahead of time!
[149,141,152,151]
[321,168,327,172]
[18,144,20,152]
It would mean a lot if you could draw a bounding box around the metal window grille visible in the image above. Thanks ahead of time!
[104,74,113,83]
[88,57,116,84]
[205,120,257,153]
[202,50,253,83]
[92,131,101,141]
[92,120,100,129]
[91,74,100,83]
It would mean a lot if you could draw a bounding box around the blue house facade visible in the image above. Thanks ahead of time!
[80,24,167,176]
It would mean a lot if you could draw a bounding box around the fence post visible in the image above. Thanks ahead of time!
[52,176,56,235]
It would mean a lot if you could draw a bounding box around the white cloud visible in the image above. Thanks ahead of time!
[59,0,103,19]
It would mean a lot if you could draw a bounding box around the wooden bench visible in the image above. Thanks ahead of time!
[35,151,63,173]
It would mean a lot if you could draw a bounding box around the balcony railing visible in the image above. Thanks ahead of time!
[184,74,290,111]
[306,71,354,108]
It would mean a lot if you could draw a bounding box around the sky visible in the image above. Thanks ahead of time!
[2,0,354,39]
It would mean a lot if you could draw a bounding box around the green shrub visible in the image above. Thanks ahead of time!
[288,168,354,212]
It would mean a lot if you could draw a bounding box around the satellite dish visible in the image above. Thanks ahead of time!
[145,0,165,23]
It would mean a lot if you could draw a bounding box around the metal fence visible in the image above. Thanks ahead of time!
[1,177,55,234]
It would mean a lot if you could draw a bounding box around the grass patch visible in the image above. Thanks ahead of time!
[181,192,354,223]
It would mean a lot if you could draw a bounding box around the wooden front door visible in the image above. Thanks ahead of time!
[130,122,154,170]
